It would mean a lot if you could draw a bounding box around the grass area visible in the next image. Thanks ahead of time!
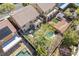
[52,18,59,23]
[24,23,56,46]
[23,23,56,55]
[34,23,55,36]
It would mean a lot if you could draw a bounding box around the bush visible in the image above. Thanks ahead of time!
[0,3,15,13]
[0,5,3,13]
[22,3,29,7]
[76,8,79,15]
[36,45,47,56]
[63,28,79,46]
[68,3,78,9]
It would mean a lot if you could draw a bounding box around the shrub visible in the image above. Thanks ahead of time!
[63,28,79,46]
[68,3,78,9]
[0,3,15,13]
[22,3,29,7]
[76,8,79,15]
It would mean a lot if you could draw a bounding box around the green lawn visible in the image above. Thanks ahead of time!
[52,18,59,23]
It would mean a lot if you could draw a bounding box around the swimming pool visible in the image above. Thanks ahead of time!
[44,31,56,40]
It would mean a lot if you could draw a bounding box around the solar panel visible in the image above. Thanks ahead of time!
[0,26,12,40]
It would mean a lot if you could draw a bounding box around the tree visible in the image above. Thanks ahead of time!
[22,3,29,7]
[68,3,78,9]
[0,3,15,13]
[34,36,48,55]
[76,8,79,15]
[63,29,79,47]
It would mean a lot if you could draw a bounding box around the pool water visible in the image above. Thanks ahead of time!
[46,32,54,37]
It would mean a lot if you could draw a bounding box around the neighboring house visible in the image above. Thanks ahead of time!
[57,3,70,10]
[32,3,58,21]
[9,5,40,33]
[0,19,31,56]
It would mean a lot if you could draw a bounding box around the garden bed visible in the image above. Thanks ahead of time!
[23,23,61,55]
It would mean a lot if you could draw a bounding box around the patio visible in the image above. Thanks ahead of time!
[48,17,71,34]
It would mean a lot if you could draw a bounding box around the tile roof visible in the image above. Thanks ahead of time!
[0,19,16,33]
[37,3,56,13]
[11,5,39,27]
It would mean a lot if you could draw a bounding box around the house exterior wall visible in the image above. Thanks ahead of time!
[9,16,37,34]
[21,22,30,33]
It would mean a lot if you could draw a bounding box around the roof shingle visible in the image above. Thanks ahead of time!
[11,5,39,27]
[37,3,56,13]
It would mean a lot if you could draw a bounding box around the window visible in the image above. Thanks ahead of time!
[0,26,12,40]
